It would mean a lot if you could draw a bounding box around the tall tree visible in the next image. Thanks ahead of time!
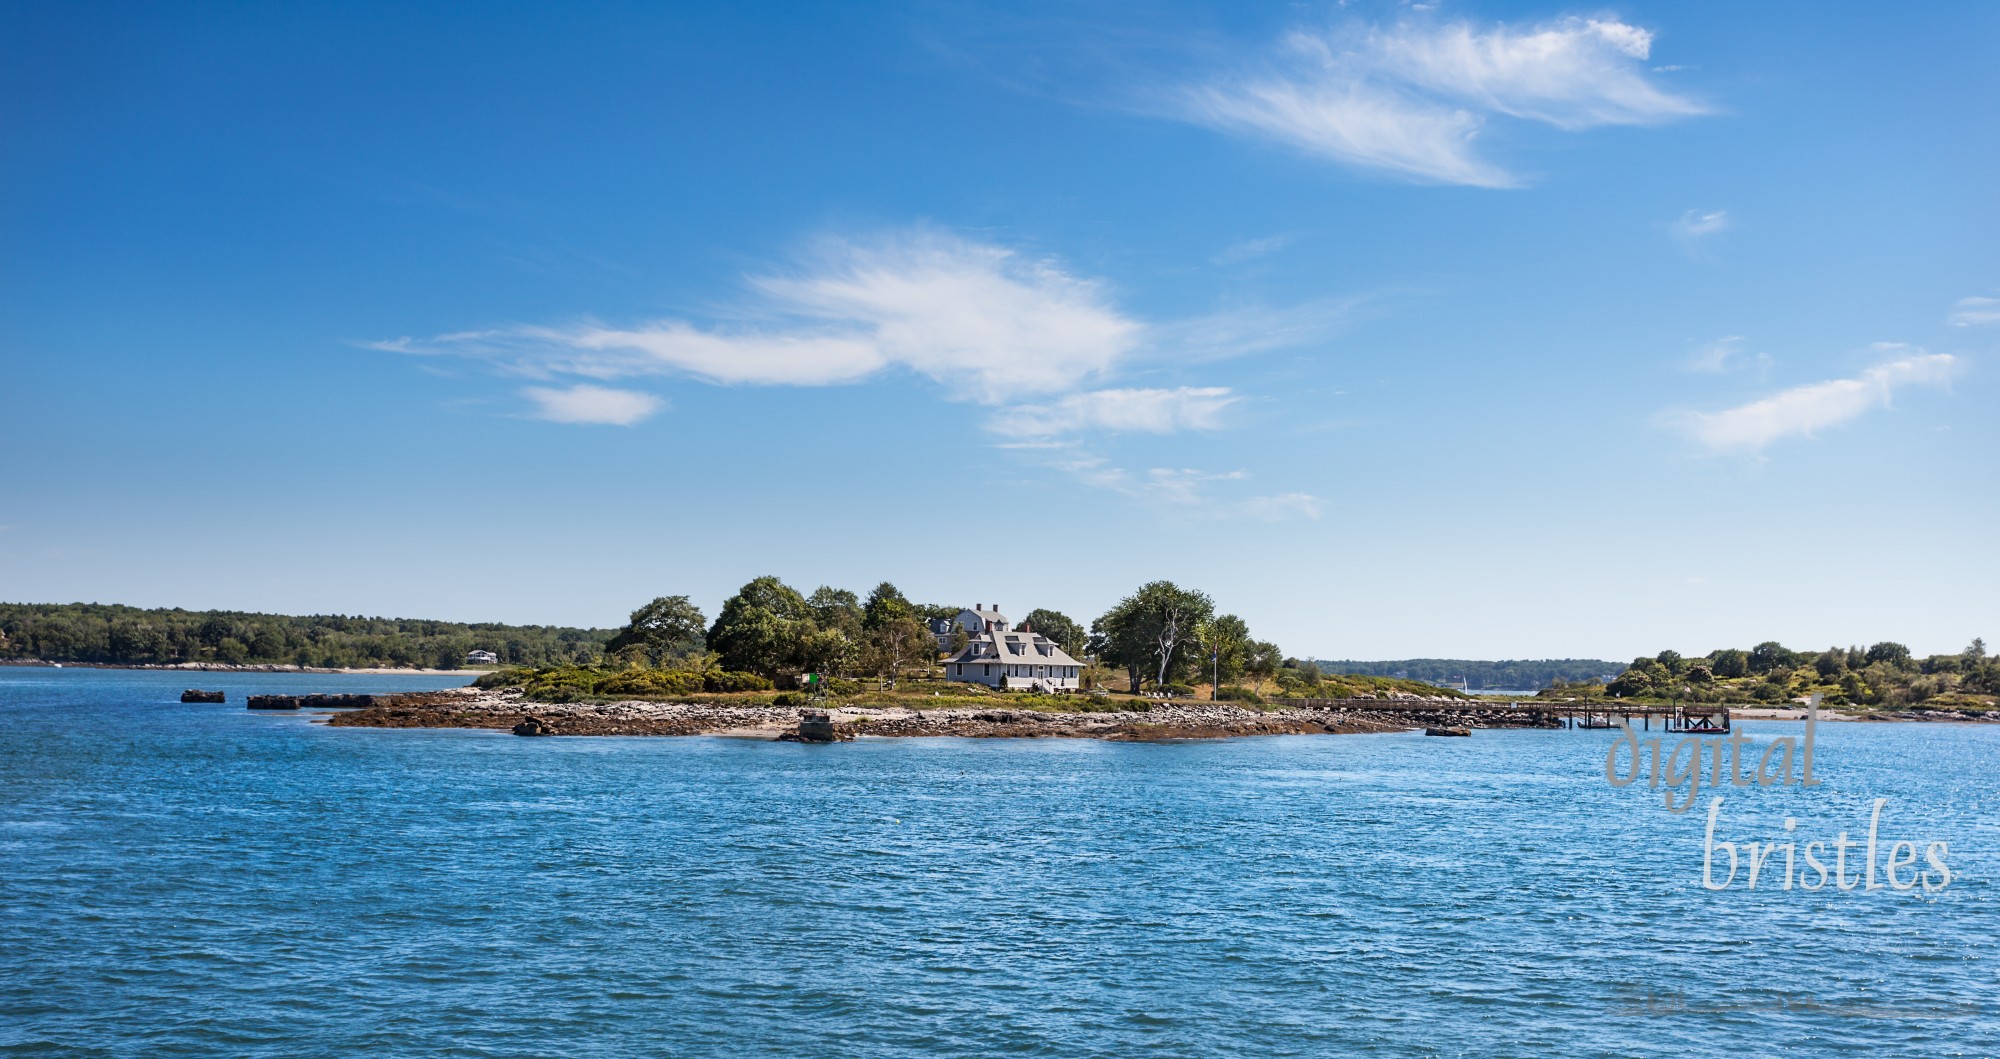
[1092,581,1215,693]
[605,595,708,665]
[1244,641,1283,692]
[863,613,936,682]
[1196,614,1253,697]
[797,625,856,678]
[1022,608,1087,657]
[1748,641,1793,674]
[707,576,814,677]
[862,582,914,630]
[807,586,863,638]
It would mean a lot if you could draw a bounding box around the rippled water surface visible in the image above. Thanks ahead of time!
[2,668,1996,1056]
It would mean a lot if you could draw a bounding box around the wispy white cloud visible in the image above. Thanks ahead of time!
[522,384,663,426]
[1238,493,1326,521]
[1145,296,1366,366]
[1212,233,1294,265]
[1048,456,1320,520]
[1670,207,1730,258]
[1675,348,1959,453]
[379,231,1138,406]
[1175,16,1705,187]
[380,229,1348,510]
[1948,295,2000,327]
[1141,467,1250,505]
[1684,335,1767,375]
[1673,208,1729,240]
[986,386,1239,438]
[378,228,1354,441]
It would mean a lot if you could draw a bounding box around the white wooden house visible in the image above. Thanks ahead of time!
[942,605,1082,692]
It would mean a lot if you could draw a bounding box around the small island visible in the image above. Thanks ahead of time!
[326,578,1555,740]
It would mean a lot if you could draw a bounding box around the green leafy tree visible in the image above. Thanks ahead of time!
[1195,614,1253,699]
[1865,642,1913,669]
[707,576,815,677]
[1748,641,1794,674]
[1022,608,1087,658]
[797,625,856,678]
[1814,648,1846,680]
[1711,648,1748,679]
[1608,657,1668,697]
[1093,581,1215,693]
[863,613,935,682]
[862,582,914,631]
[1273,657,1323,695]
[605,595,708,665]
[1244,640,1283,692]
[807,587,863,638]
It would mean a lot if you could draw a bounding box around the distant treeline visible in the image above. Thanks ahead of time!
[1605,640,1995,708]
[0,602,613,669]
[1317,658,1623,690]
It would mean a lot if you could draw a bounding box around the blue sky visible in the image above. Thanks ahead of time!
[3,1,1994,659]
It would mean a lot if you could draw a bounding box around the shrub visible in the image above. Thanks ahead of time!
[771,692,807,707]
[705,670,773,693]
[474,667,531,689]
[599,670,702,698]
[519,665,605,699]
[1161,683,1196,698]
[1216,685,1264,704]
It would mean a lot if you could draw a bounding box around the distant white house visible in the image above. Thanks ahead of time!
[942,605,1082,692]
[466,649,499,666]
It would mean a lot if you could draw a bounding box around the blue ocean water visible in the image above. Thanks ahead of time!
[1,668,1995,1057]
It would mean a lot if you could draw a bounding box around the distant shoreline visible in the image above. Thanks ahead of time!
[0,660,483,677]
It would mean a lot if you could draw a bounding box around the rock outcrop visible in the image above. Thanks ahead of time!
[180,689,226,703]
[327,687,1564,740]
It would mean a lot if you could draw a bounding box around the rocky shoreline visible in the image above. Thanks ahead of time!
[324,687,1563,740]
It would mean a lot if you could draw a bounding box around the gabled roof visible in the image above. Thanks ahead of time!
[946,627,1081,668]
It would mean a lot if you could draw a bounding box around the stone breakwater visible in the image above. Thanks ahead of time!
[325,688,1562,740]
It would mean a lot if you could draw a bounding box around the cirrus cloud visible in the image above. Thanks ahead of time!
[1948,295,1999,328]
[1174,15,1707,187]
[985,386,1240,438]
[1674,348,1959,453]
[380,231,1139,406]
